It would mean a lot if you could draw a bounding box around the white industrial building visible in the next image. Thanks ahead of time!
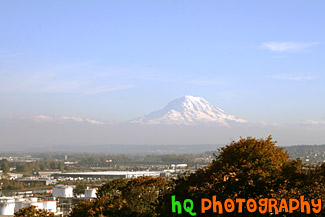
[14,197,57,213]
[171,164,188,169]
[42,200,57,213]
[84,187,97,199]
[52,185,74,198]
[0,197,15,215]
[0,196,57,215]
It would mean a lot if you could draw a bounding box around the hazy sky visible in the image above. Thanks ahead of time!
[0,1,324,147]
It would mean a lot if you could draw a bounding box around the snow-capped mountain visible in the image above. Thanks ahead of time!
[130,95,247,126]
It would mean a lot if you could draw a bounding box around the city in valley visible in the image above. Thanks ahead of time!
[0,144,324,216]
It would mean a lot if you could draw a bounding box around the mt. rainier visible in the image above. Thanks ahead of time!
[130,95,247,127]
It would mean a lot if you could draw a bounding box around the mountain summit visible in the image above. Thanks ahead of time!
[130,95,247,126]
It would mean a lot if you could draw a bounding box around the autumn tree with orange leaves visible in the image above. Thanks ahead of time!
[14,205,54,217]
[158,136,325,217]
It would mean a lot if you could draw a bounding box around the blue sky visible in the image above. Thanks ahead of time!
[0,1,325,146]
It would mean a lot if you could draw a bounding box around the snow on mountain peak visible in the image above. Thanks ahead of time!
[130,95,247,126]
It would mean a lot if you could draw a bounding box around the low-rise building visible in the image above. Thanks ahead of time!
[52,185,74,198]
[0,197,15,215]
[0,196,59,216]
[19,178,57,186]
[53,170,161,179]
[84,188,97,199]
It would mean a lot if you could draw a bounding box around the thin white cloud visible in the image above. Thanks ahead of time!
[268,73,315,81]
[261,41,320,52]
[60,116,106,125]
[301,120,325,125]
[30,115,107,125]
[61,116,84,122]
[257,121,279,127]
[32,115,55,122]
[0,63,138,95]
[85,118,105,125]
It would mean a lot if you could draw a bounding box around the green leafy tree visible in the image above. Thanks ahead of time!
[96,178,128,199]
[1,159,10,174]
[74,183,87,196]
